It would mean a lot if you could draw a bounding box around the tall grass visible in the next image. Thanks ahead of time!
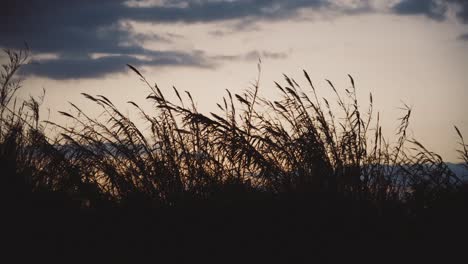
[0,48,465,209]
[0,48,87,208]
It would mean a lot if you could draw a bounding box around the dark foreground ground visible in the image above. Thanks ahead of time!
[3,190,467,263]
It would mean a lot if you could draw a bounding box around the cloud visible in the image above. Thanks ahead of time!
[391,0,447,20]
[22,51,212,80]
[213,50,289,62]
[127,0,330,23]
[390,0,468,42]
[244,50,289,60]
[391,0,468,22]
[1,0,333,79]
[450,0,468,23]
[0,0,331,49]
[4,0,467,79]
[458,33,468,41]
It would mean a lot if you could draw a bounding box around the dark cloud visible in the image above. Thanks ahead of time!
[22,51,212,80]
[458,33,468,41]
[0,0,330,79]
[391,0,468,42]
[449,0,468,23]
[392,0,447,20]
[125,0,330,23]
[392,0,468,22]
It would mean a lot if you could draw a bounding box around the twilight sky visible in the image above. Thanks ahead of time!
[2,0,468,162]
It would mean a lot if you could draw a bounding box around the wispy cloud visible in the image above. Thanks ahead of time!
[213,50,289,62]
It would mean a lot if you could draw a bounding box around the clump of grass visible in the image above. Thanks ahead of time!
[0,48,464,210]
[0,48,94,207]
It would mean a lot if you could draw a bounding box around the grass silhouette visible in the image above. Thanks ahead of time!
[1,48,467,262]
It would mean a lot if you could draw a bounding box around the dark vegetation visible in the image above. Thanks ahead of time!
[1,49,467,262]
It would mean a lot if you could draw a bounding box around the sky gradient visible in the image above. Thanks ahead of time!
[2,0,468,162]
